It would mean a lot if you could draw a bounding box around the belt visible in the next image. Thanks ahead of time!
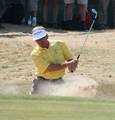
[37,76,62,81]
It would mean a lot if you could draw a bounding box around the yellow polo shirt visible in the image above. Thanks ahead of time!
[31,41,73,80]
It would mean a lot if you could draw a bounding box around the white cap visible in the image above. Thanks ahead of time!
[32,28,47,41]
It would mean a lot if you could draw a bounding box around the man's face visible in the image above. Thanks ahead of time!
[36,35,49,48]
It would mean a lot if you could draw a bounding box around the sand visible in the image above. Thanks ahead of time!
[0,24,115,98]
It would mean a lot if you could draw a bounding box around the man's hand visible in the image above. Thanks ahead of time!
[66,59,79,72]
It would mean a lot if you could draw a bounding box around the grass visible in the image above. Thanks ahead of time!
[0,95,115,120]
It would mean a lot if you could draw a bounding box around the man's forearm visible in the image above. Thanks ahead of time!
[45,63,67,72]
[45,59,78,73]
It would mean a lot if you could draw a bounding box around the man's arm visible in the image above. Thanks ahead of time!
[45,63,67,72]
[45,59,79,73]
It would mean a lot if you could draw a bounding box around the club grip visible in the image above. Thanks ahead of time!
[77,54,80,60]
[70,54,80,72]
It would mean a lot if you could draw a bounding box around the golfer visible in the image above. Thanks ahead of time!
[30,26,78,94]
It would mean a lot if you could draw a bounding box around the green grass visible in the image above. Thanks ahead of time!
[0,95,115,120]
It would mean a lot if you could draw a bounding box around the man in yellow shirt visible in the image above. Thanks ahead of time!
[30,26,78,94]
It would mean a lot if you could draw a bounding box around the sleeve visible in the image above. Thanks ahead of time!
[60,42,73,61]
[31,54,49,74]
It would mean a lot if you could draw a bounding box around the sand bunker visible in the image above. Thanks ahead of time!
[34,74,98,97]
[0,84,20,94]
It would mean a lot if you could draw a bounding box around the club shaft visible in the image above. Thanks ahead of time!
[81,19,95,52]
[77,18,96,60]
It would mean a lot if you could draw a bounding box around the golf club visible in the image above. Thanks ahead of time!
[77,8,98,60]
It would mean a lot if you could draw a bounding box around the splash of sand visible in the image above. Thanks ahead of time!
[34,74,98,97]
[0,74,98,97]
